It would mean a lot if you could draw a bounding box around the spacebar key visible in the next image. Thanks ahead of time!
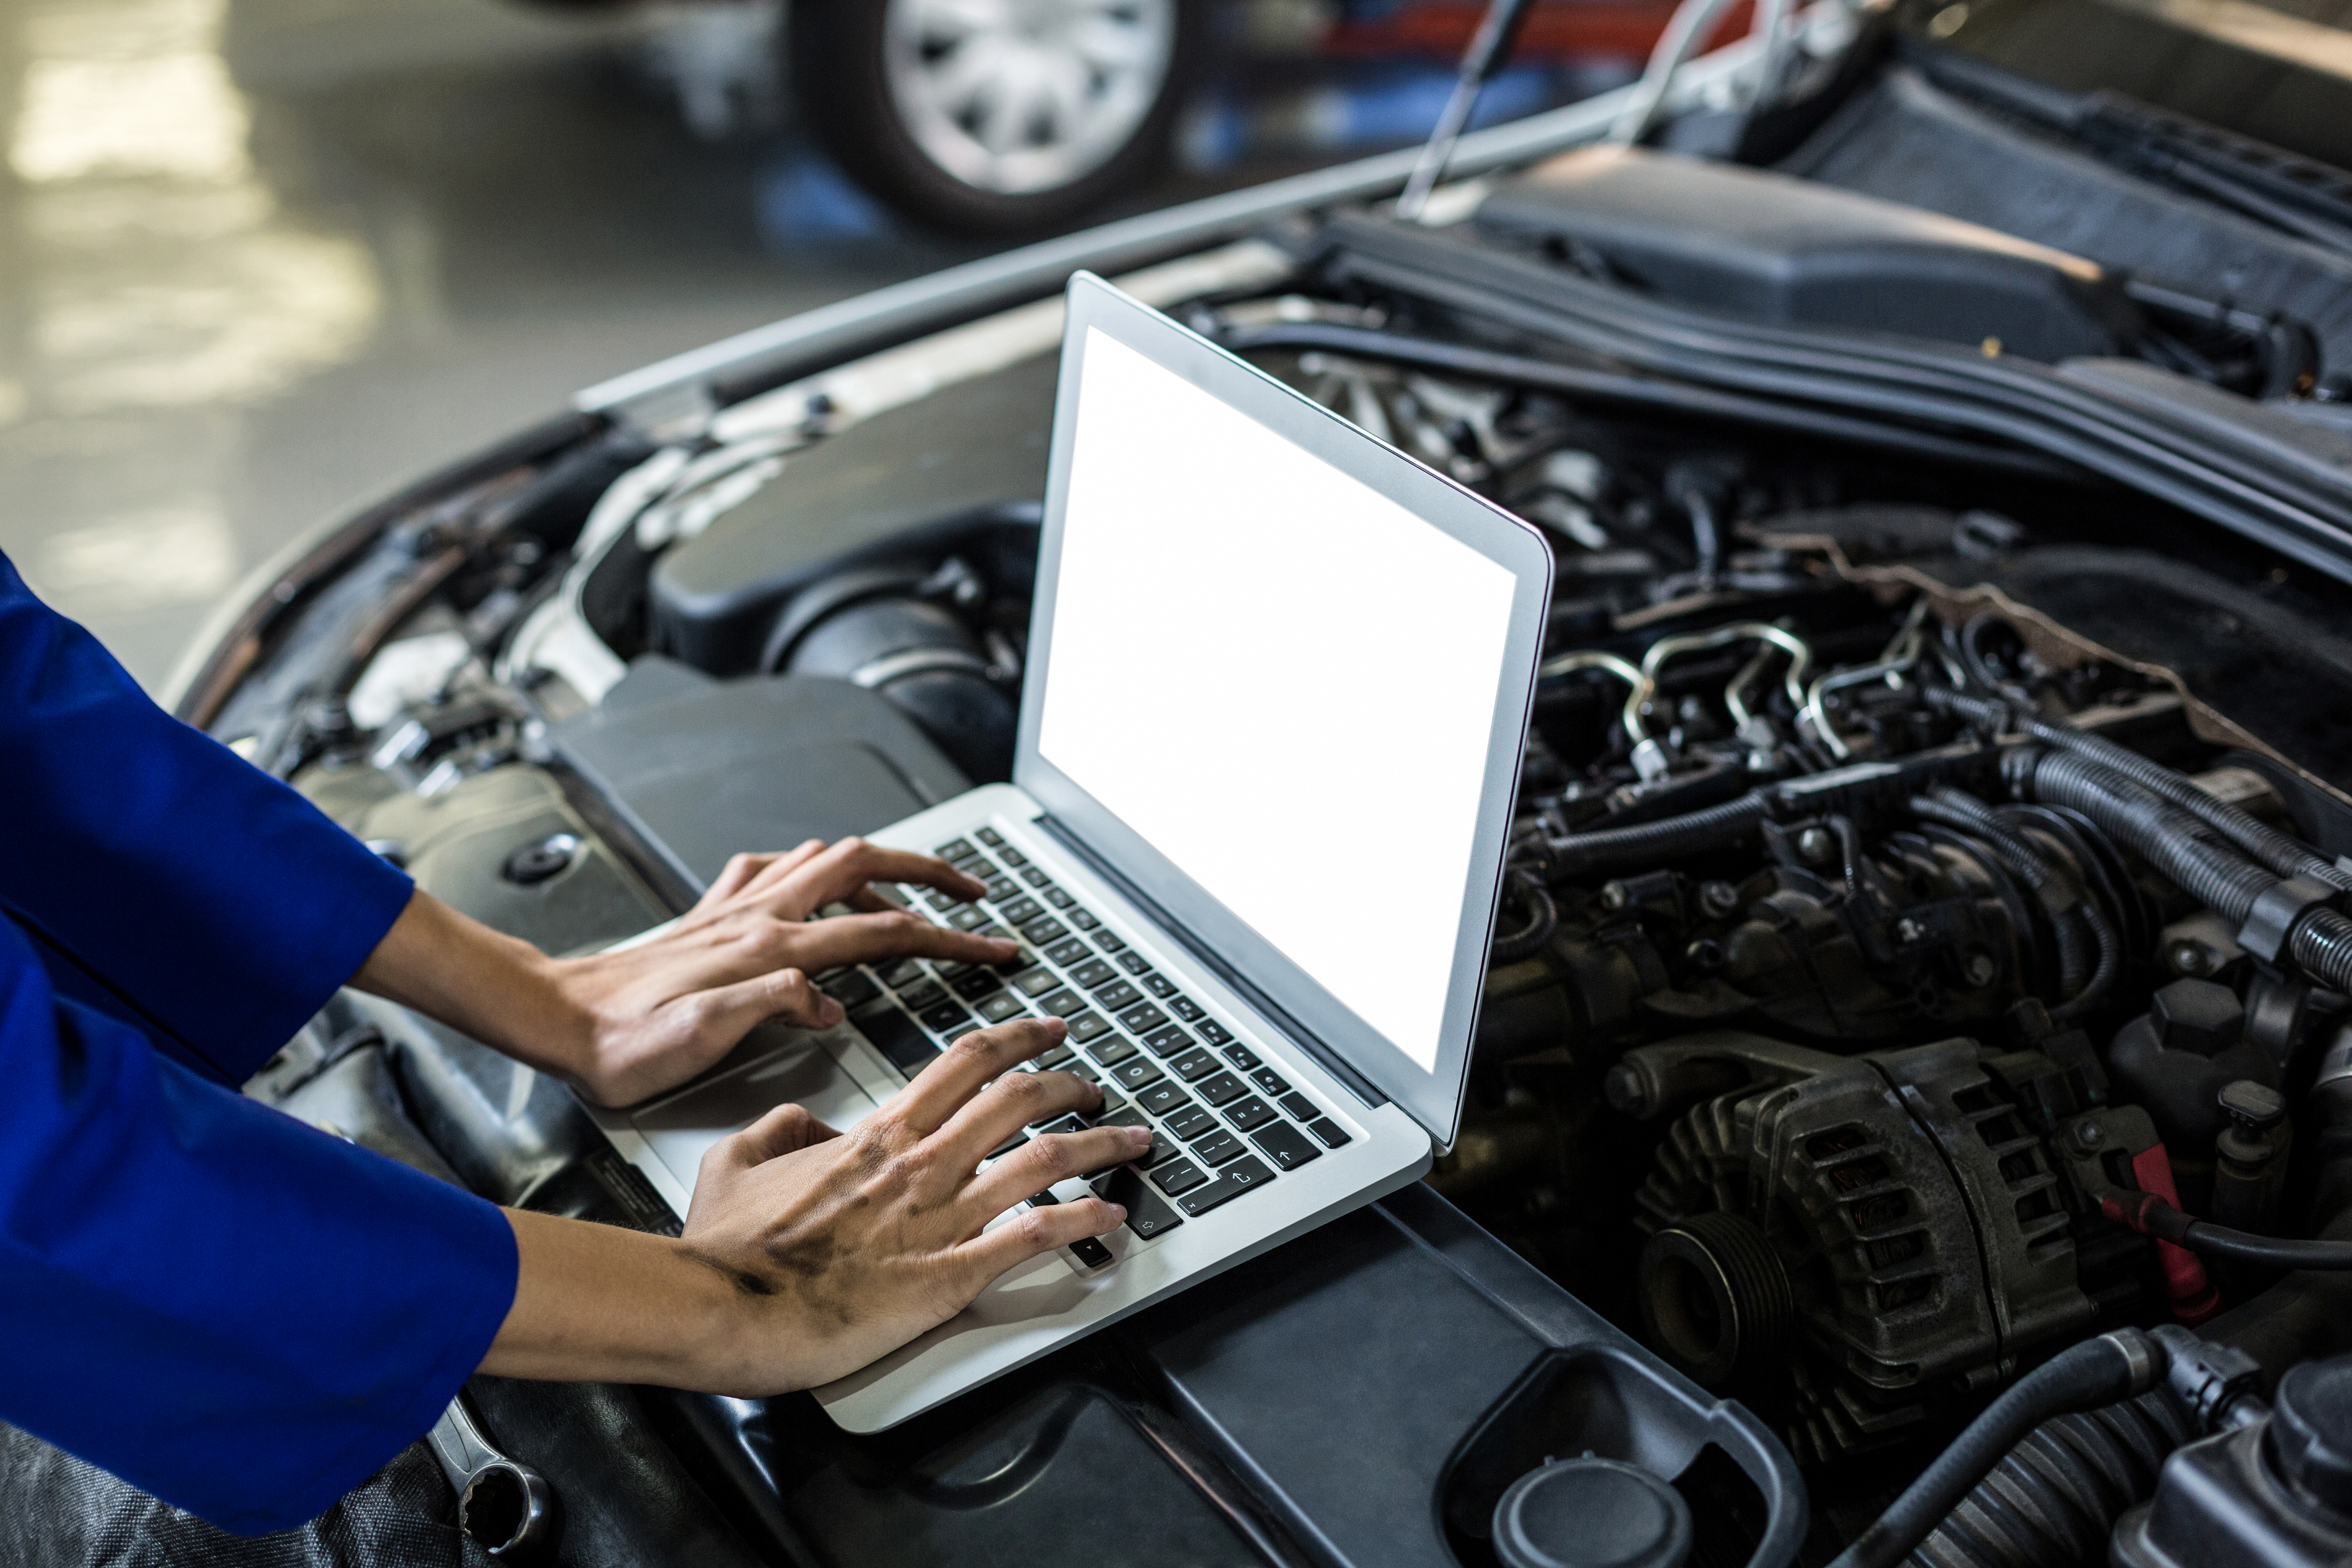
[1174,1156,1274,1217]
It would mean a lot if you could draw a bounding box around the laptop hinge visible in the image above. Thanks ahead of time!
[1033,814,1390,1112]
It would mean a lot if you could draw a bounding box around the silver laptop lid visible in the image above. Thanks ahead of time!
[1012,273,1553,1148]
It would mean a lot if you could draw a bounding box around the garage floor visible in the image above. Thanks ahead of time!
[0,0,1622,691]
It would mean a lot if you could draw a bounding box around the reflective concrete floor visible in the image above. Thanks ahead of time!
[0,0,1621,690]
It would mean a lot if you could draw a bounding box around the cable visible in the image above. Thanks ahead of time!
[2104,1190,2352,1270]
[1490,868,1559,960]
[1546,793,1771,880]
[1826,1330,2163,1568]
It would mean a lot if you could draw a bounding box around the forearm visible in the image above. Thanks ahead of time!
[350,891,593,1082]
[479,1209,753,1391]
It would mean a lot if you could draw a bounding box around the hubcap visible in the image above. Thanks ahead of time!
[882,0,1177,194]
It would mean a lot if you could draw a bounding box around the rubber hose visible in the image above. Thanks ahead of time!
[1909,1389,2194,1568]
[1928,688,2352,893]
[1490,870,1558,961]
[1826,1330,2158,1568]
[1909,793,2089,1005]
[2104,1189,2352,1270]
[2289,906,2352,996]
[2055,897,2120,1022]
[1546,793,1770,879]
[2022,751,2274,922]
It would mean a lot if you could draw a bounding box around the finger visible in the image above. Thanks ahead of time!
[734,840,832,901]
[777,910,1018,973]
[764,840,988,919]
[701,1102,842,1178]
[890,1018,1067,1133]
[954,1197,1128,1282]
[683,967,845,1054]
[845,886,904,915]
[960,1124,1152,1216]
[926,1066,1108,1176]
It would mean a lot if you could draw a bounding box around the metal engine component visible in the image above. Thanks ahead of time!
[1612,1031,2159,1462]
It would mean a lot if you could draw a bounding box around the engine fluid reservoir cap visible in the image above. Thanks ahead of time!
[1492,1455,1693,1568]
[2271,1356,2352,1516]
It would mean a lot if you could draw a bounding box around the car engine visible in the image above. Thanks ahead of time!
[189,102,2352,1568]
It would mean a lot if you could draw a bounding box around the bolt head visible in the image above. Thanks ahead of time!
[2070,1119,2107,1153]
[1962,952,1998,987]
[1699,880,1741,919]
[2168,940,2214,977]
[1796,826,1836,865]
[1600,881,1630,911]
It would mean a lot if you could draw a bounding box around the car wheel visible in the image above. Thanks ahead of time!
[790,0,1212,236]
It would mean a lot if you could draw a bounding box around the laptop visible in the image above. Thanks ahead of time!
[584,271,1555,1432]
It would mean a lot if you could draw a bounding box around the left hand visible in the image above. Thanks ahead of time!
[353,837,1018,1107]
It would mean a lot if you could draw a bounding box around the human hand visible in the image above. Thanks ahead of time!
[547,836,1020,1105]
[352,838,1018,1109]
[676,1016,1147,1393]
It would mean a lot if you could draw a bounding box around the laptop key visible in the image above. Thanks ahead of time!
[1169,1048,1219,1083]
[1068,909,1100,931]
[1022,866,1052,886]
[976,827,1005,847]
[1067,1237,1114,1270]
[998,895,1042,925]
[1091,980,1142,1014]
[896,979,947,1011]
[978,991,1029,1023]
[1249,1067,1291,1097]
[1224,1095,1277,1133]
[1138,1082,1194,1120]
[1119,1002,1169,1035]
[1111,1057,1165,1093]
[1142,1024,1192,1058]
[1010,966,1061,997]
[1307,1118,1352,1149]
[1086,1035,1137,1068]
[1168,996,1206,1023]
[1038,987,1082,1018]
[949,906,992,931]
[1097,1109,1180,1169]
[1091,1166,1182,1240]
[855,1005,939,1074]
[1091,929,1127,952]
[1066,1011,1113,1044]
[998,846,1026,866]
[1221,1044,1262,1071]
[1035,1044,1075,1069]
[1161,1102,1213,1139]
[1149,1158,1209,1197]
[820,970,880,1008]
[1044,886,1075,909]
[1117,951,1152,975]
[1195,1020,1234,1046]
[984,876,1020,903]
[924,889,960,912]
[920,1000,976,1036]
[1252,1122,1322,1171]
[1046,937,1092,966]
[882,959,926,989]
[951,969,1003,1001]
[1175,1156,1274,1217]
[1278,1091,1321,1123]
[935,839,976,862]
[1195,1071,1246,1107]
[1141,974,1178,999]
[1191,1129,1245,1167]
[1020,915,1069,945]
[1069,958,1117,988]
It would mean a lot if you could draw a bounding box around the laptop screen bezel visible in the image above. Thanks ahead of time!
[1012,272,1553,1149]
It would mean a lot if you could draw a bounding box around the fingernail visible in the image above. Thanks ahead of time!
[1126,1126,1152,1144]
[1109,1205,1128,1222]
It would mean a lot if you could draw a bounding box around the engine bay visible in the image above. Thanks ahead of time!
[194,76,2352,1568]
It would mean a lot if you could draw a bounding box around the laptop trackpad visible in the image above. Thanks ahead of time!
[630,1037,884,1198]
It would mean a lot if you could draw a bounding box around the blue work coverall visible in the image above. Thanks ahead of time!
[0,553,518,1534]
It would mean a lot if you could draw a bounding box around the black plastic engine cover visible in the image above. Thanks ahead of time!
[547,658,970,893]
[1475,145,2136,362]
[649,354,1058,675]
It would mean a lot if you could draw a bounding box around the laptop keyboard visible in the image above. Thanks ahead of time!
[813,828,1354,1265]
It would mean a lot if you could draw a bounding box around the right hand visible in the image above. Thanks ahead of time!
[678,1016,1150,1394]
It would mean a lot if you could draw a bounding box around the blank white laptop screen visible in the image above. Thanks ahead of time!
[1036,327,1518,1074]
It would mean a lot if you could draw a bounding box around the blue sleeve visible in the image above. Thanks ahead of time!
[0,918,519,1534]
[0,551,415,1085]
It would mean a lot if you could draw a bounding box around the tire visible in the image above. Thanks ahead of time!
[789,0,1214,236]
